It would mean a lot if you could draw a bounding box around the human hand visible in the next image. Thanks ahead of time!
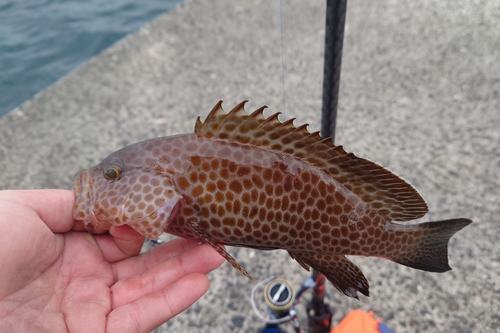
[0,190,224,333]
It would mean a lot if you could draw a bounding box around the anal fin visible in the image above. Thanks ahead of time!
[289,252,369,299]
[288,251,311,271]
[189,220,253,281]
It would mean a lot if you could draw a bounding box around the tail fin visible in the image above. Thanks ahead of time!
[393,218,471,272]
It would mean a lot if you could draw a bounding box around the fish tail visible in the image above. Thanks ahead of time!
[391,218,471,272]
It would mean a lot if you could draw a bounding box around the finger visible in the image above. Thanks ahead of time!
[111,238,205,281]
[107,273,209,333]
[0,189,75,232]
[94,225,145,262]
[111,242,224,308]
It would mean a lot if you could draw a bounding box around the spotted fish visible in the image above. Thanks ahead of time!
[73,101,471,298]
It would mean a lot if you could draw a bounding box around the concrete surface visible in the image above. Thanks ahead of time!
[1,0,499,332]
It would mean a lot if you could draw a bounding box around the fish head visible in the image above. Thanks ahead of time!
[72,152,182,240]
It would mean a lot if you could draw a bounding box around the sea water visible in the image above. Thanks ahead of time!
[0,0,181,118]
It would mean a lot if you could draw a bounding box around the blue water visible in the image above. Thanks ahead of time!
[0,0,181,118]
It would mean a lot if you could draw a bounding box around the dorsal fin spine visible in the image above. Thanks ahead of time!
[282,118,296,127]
[208,100,224,118]
[249,106,267,119]
[263,112,281,125]
[195,117,203,133]
[228,100,248,117]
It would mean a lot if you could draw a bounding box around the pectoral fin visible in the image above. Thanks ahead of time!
[189,220,253,281]
[289,252,369,299]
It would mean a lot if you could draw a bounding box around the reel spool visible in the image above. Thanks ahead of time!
[251,276,297,325]
[265,278,295,319]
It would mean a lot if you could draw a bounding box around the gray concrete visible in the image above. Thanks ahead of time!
[1,0,498,332]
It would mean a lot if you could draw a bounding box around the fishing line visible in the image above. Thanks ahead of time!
[279,0,286,118]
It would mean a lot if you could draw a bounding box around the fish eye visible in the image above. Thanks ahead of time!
[103,167,121,180]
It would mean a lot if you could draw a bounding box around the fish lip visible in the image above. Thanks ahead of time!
[83,210,100,233]
[73,169,98,227]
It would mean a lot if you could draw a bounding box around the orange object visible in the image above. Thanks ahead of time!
[330,310,382,333]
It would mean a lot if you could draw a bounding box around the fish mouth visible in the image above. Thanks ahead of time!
[72,169,107,233]
[72,168,138,234]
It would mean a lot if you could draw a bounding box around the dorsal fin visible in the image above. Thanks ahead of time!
[195,101,428,221]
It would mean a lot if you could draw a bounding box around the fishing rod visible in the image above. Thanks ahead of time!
[320,0,347,144]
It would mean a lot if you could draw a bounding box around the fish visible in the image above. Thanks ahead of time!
[73,101,471,298]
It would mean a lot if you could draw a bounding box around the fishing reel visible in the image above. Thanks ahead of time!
[251,275,316,333]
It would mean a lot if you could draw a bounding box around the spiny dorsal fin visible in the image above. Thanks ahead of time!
[195,101,428,221]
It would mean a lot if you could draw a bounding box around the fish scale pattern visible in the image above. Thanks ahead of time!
[171,156,396,257]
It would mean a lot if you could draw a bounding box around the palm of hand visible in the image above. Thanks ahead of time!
[0,190,224,333]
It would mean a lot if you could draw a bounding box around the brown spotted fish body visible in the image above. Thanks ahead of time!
[73,101,471,298]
